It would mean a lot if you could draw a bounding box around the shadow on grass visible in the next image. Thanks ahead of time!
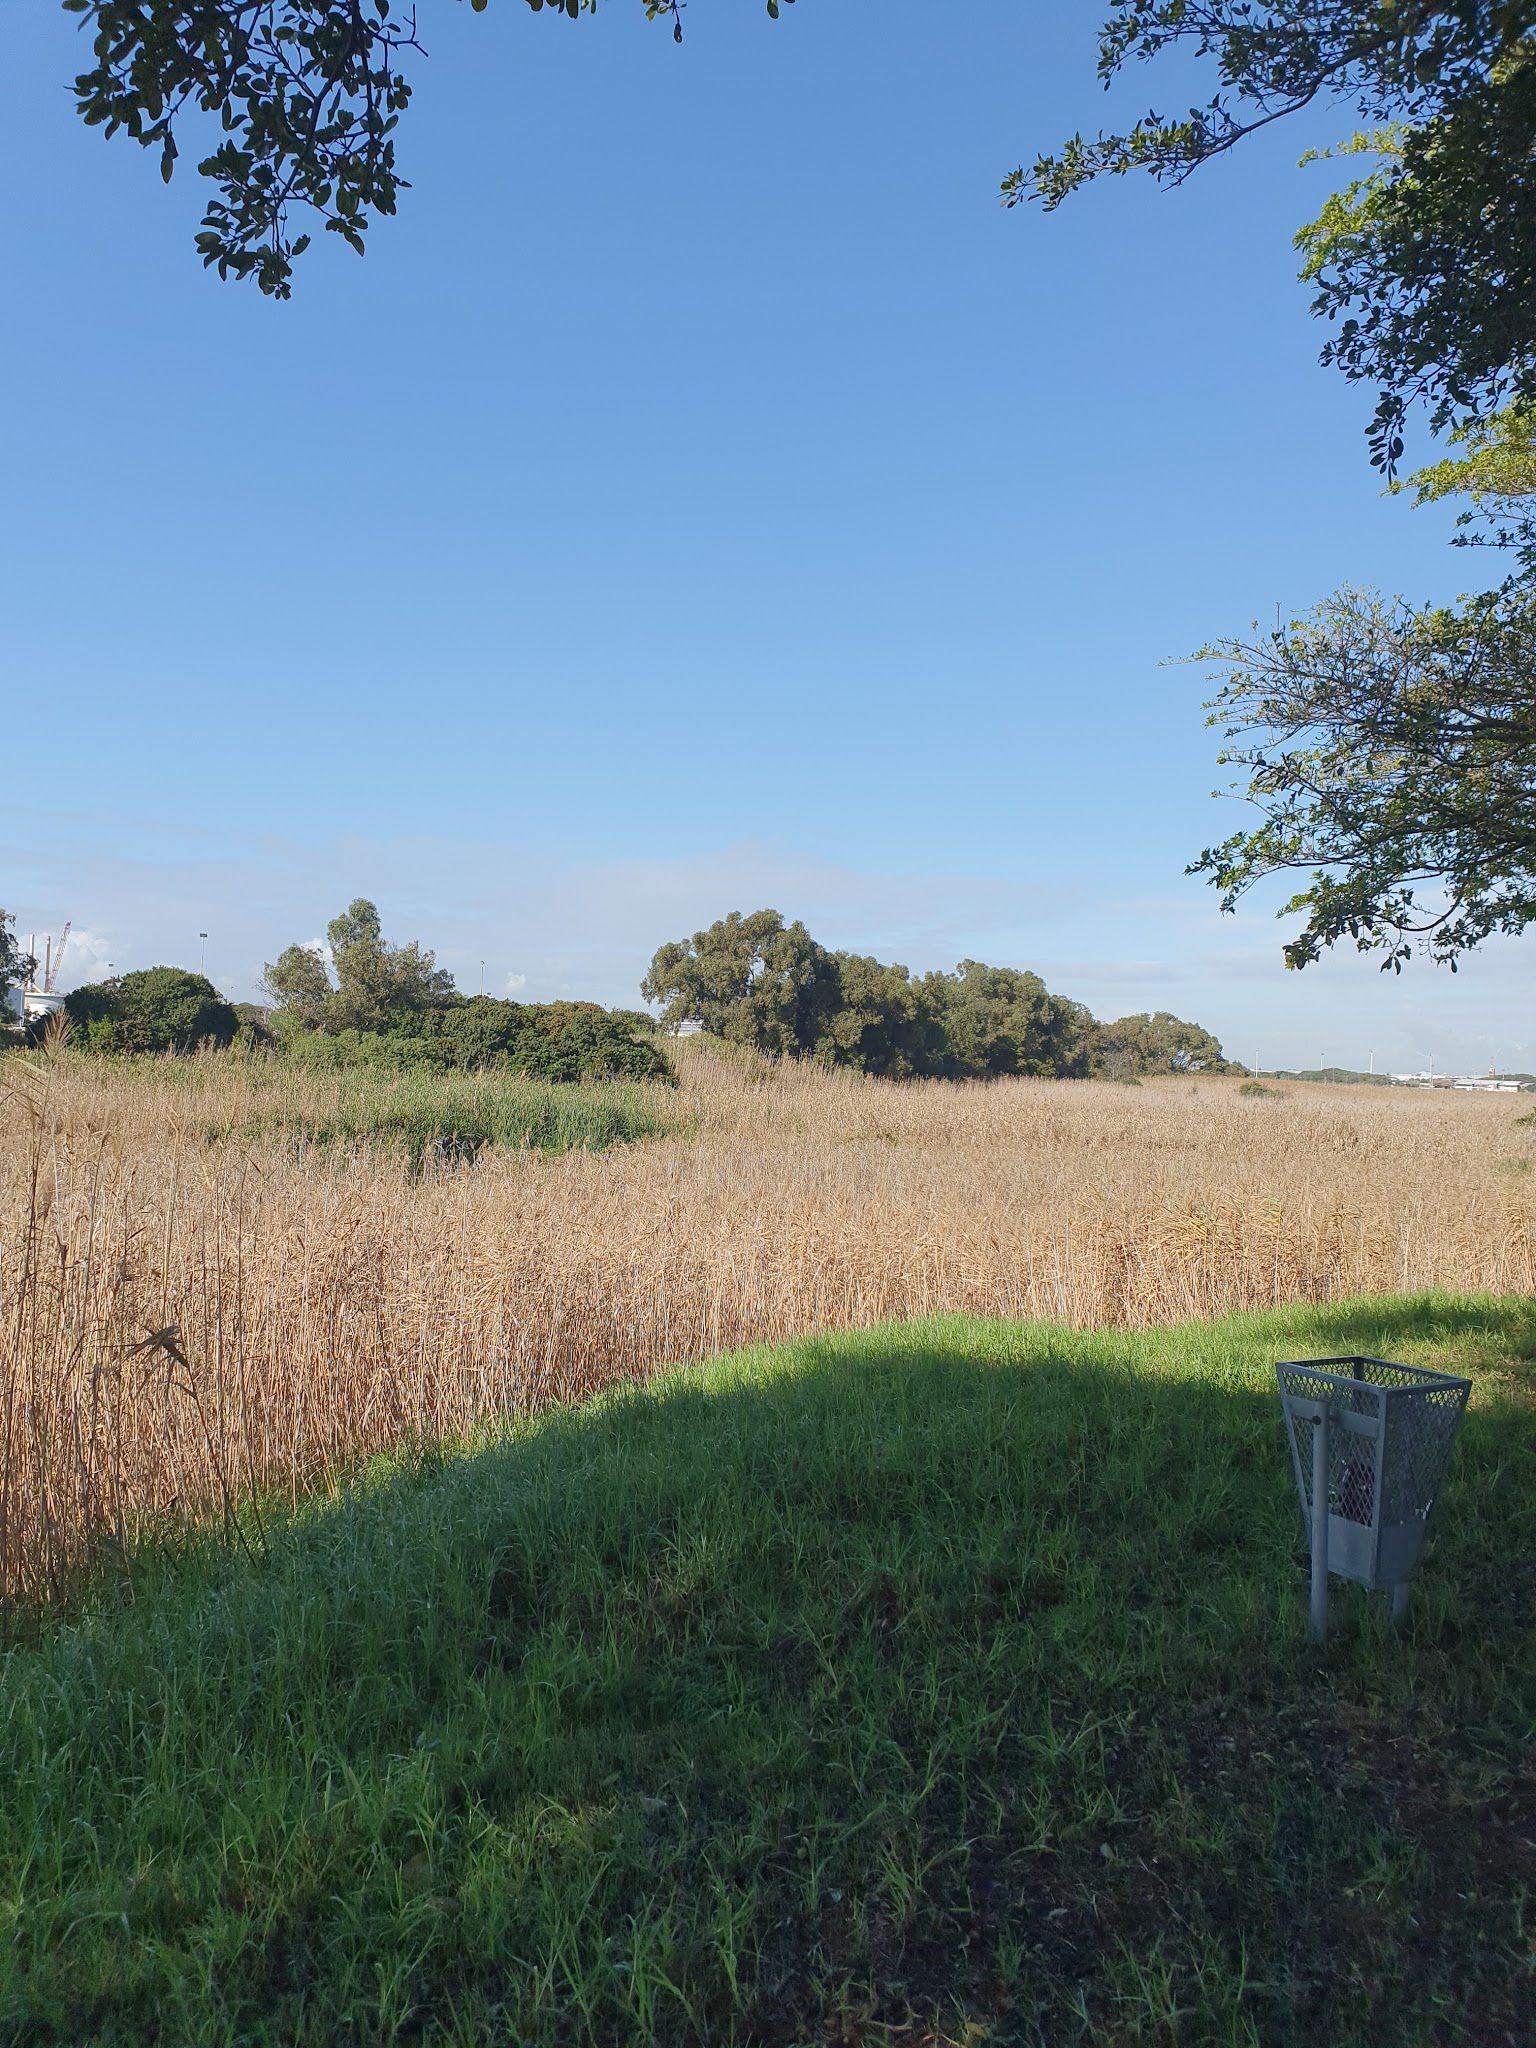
[4,1304,1535,2048]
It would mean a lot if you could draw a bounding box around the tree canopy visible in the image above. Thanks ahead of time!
[1015,4,1536,970]
[643,911,1233,1080]
[263,898,457,1033]
[1018,2,1536,472]
[63,968,239,1053]
[1191,581,1536,967]
[262,900,673,1081]
[641,910,845,1062]
[1090,1009,1237,1082]
[66,0,735,295]
[1187,251,1536,970]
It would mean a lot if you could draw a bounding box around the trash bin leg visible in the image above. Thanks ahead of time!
[1309,1410,1330,1642]
[1390,1581,1410,1627]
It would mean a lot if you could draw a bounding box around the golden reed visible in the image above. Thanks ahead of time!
[3,1042,1532,1598]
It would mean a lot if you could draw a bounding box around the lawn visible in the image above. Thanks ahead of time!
[2,1296,1533,2047]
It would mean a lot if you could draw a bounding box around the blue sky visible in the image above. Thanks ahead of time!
[4,1,1529,1072]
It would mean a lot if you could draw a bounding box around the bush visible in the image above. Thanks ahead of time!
[230,1068,669,1169]
[509,1005,676,1085]
[232,1003,276,1051]
[276,1026,441,1073]
[277,997,676,1087]
[1240,1080,1285,1099]
[63,969,237,1055]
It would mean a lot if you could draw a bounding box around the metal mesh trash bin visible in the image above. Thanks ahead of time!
[1275,1355,1470,1639]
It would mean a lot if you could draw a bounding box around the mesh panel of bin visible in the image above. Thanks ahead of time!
[1276,1355,1469,1539]
[1383,1379,1470,1521]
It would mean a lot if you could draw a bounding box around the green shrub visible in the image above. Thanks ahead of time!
[432,995,530,1070]
[1240,1079,1285,1098]
[63,968,237,1054]
[231,1003,276,1051]
[276,997,676,1087]
[276,1026,440,1072]
[510,1006,676,1085]
[228,1068,670,1169]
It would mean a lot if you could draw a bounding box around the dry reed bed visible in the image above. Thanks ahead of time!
[4,1043,1534,1599]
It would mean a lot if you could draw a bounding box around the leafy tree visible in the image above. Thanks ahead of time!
[1191,581,1536,967]
[1089,1012,1232,1080]
[432,995,532,1071]
[1019,2,1536,471]
[1402,397,1536,571]
[642,913,1227,1083]
[262,943,333,1029]
[642,911,842,1059]
[66,0,708,297]
[1022,7,1536,971]
[326,898,456,1031]
[1409,400,1536,519]
[928,961,1093,1081]
[263,900,456,1033]
[64,968,238,1053]
[820,953,950,1079]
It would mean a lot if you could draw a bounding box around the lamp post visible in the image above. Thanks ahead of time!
[198,932,208,977]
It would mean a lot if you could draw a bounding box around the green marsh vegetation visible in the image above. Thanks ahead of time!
[216,1062,675,1170]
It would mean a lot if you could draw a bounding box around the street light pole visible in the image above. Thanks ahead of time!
[198,932,208,977]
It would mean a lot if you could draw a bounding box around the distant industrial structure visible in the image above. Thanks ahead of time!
[4,924,72,1027]
[1390,1066,1524,1092]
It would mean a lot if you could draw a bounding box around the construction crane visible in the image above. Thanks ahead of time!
[42,923,71,993]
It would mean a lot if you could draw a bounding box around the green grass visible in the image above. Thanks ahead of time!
[3,1296,1534,2047]
[221,1067,673,1166]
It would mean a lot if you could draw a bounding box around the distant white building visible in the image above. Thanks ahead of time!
[21,985,66,1025]
[3,982,66,1027]
[1391,1069,1522,1092]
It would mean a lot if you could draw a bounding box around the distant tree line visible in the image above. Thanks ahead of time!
[51,900,672,1086]
[25,899,1231,1084]
[260,899,672,1083]
[642,910,1231,1080]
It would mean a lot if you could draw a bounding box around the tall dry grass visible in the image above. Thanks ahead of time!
[4,1040,1534,1598]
